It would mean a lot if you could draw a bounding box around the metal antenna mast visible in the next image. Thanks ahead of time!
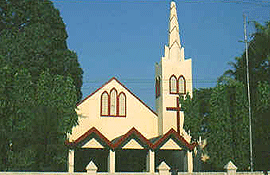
[244,14,253,172]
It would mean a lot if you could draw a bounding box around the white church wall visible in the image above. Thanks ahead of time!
[69,78,158,142]
[160,57,192,137]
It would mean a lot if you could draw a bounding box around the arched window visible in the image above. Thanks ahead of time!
[155,76,161,98]
[100,88,127,117]
[110,88,117,116]
[178,76,186,94]
[170,75,177,94]
[118,92,126,117]
[101,91,109,116]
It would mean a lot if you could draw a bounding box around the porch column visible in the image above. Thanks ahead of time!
[187,150,193,173]
[146,150,155,173]
[108,150,115,173]
[68,149,74,173]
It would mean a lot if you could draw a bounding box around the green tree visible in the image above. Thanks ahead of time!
[0,0,83,101]
[180,88,212,171]
[180,88,212,141]
[0,68,78,171]
[252,81,270,170]
[181,82,250,170]
[206,81,249,170]
[0,0,82,171]
[29,70,78,171]
[220,21,270,170]
[0,61,35,170]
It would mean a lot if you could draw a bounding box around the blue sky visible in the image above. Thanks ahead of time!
[52,0,270,109]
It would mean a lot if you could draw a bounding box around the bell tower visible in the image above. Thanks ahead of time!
[155,1,193,138]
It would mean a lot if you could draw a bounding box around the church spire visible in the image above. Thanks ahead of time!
[168,1,183,61]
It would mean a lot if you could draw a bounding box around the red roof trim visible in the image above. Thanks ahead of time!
[152,129,196,151]
[65,127,196,151]
[77,77,157,116]
[112,127,154,149]
[65,127,112,148]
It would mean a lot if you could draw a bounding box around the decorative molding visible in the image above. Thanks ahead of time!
[169,25,179,33]
[65,127,197,151]
[169,40,181,49]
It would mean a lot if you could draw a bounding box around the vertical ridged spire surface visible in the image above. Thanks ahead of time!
[169,1,181,48]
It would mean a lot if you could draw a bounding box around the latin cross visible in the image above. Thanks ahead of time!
[166,97,183,134]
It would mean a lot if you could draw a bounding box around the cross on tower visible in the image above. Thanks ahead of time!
[166,97,183,134]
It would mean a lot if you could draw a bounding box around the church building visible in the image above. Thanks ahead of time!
[66,1,197,173]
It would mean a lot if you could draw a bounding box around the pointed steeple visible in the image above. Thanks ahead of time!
[168,1,184,61]
[169,1,180,48]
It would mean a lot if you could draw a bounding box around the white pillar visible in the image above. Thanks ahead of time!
[68,149,74,173]
[187,150,193,173]
[86,161,98,175]
[108,150,115,173]
[224,161,237,175]
[157,161,170,175]
[146,150,155,173]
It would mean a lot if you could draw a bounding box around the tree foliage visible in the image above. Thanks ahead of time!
[0,0,82,171]
[0,0,83,101]
[207,81,249,170]
[181,82,250,170]
[180,88,212,141]
[0,62,34,170]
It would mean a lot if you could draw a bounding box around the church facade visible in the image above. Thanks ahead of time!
[66,1,197,173]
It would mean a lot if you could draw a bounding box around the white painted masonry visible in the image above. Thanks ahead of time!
[68,149,74,173]
[187,151,193,173]
[146,150,155,173]
[108,150,115,173]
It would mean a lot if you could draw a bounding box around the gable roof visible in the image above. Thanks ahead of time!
[66,127,197,151]
[152,129,197,151]
[112,127,153,149]
[77,77,157,116]
[65,127,112,148]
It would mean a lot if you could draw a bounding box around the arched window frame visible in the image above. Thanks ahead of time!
[100,88,127,117]
[169,75,178,94]
[110,88,118,116]
[155,76,161,98]
[117,92,126,117]
[100,91,109,116]
[178,75,186,95]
